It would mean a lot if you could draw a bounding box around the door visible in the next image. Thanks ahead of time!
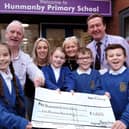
[41,24,87,49]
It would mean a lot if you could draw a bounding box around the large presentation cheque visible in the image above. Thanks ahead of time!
[31,88,115,129]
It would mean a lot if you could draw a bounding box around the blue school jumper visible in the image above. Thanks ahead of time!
[72,69,104,95]
[0,74,28,129]
[100,68,129,128]
[42,65,74,91]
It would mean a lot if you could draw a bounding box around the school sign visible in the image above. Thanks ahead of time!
[0,0,112,16]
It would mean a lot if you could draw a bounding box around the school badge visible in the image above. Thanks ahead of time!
[120,82,126,92]
[90,80,95,89]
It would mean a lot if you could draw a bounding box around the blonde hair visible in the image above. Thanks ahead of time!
[50,46,65,56]
[62,36,80,48]
[49,46,65,64]
[32,37,50,65]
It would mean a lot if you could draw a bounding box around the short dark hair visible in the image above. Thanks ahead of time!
[87,13,105,25]
[105,44,126,58]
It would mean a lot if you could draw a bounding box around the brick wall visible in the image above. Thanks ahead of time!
[107,1,129,35]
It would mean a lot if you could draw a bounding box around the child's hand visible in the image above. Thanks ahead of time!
[70,90,74,95]
[104,92,111,99]
[26,122,32,129]
[111,120,126,129]
[56,88,61,94]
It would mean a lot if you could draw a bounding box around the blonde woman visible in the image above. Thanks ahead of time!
[63,36,80,71]
[32,37,50,68]
[24,37,50,120]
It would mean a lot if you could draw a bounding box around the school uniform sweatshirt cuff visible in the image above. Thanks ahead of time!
[18,118,29,129]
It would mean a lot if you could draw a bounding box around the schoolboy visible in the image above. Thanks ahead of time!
[100,44,129,129]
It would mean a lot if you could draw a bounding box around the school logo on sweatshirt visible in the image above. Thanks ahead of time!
[120,82,126,92]
[90,80,95,89]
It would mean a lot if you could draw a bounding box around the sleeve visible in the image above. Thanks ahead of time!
[26,55,45,81]
[93,70,105,95]
[42,67,59,90]
[120,83,129,128]
[120,104,129,128]
[63,67,75,92]
[0,101,29,129]
[70,71,76,91]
